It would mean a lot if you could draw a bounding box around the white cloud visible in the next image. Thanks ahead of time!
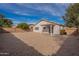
[0,3,69,18]
[16,3,62,16]
[14,11,31,16]
[17,3,69,17]
[29,4,64,16]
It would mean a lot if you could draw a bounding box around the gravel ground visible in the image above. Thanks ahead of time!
[0,32,79,56]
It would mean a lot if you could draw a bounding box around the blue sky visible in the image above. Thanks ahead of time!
[0,3,70,25]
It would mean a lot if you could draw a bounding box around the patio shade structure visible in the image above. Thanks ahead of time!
[41,23,54,36]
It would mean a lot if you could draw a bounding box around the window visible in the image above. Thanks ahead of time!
[43,27,46,29]
[35,27,39,30]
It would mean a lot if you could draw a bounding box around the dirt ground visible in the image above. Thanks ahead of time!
[0,32,79,56]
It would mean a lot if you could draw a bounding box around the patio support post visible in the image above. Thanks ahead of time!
[50,25,53,36]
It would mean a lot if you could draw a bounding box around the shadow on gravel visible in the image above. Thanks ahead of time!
[52,30,79,56]
[0,28,43,56]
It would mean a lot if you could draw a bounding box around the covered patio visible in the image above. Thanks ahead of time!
[41,23,62,36]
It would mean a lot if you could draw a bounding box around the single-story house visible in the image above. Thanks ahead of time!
[30,20,64,36]
[29,24,35,31]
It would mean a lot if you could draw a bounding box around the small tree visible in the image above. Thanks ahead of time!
[17,23,29,30]
[3,19,13,27]
[0,14,13,28]
[63,3,79,33]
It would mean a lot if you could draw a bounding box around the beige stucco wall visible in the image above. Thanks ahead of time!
[2,28,25,32]
[64,27,77,35]
[53,25,61,35]
[33,20,53,33]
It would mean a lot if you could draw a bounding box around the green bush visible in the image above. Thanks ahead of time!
[17,23,29,30]
[60,29,67,35]
[0,13,13,28]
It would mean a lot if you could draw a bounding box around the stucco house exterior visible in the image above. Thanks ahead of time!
[31,20,64,36]
[29,24,35,31]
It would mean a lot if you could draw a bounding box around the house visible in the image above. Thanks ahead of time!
[32,20,64,36]
[29,24,35,31]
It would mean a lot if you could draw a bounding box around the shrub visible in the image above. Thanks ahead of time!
[17,23,29,30]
